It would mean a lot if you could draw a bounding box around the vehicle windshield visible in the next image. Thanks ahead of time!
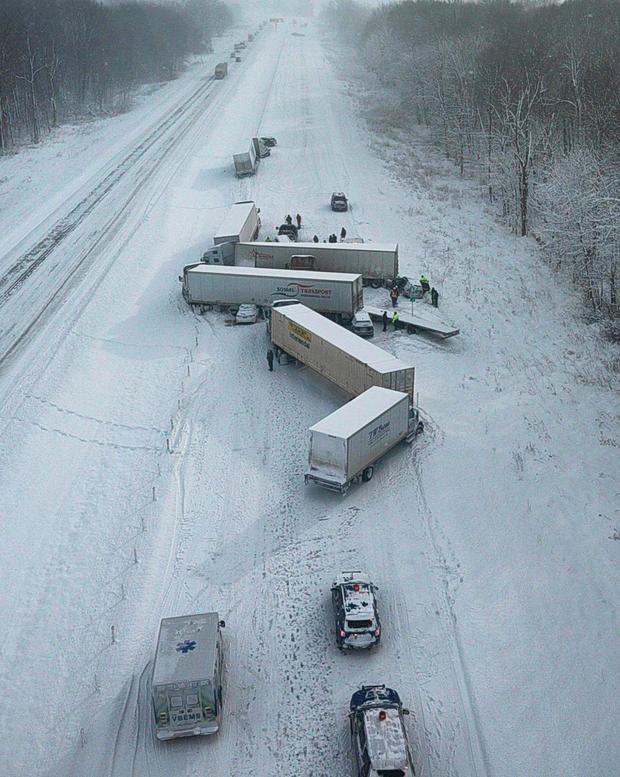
[346,619,373,630]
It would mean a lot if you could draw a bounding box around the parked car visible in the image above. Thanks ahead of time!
[235,303,259,324]
[331,572,381,650]
[351,311,374,338]
[331,192,348,212]
[235,56,242,62]
[260,136,277,147]
[349,685,415,777]
[277,223,298,241]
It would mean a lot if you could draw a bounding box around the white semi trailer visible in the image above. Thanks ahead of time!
[213,201,260,245]
[305,387,423,493]
[182,265,363,317]
[233,143,257,177]
[269,303,415,402]
[151,612,225,741]
[201,241,398,285]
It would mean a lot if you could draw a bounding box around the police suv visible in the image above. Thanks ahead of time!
[331,571,381,650]
[349,685,415,776]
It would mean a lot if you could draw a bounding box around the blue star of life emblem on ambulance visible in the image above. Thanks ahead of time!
[176,639,197,654]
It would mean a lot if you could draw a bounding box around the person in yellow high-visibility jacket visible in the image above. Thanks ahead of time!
[391,310,400,330]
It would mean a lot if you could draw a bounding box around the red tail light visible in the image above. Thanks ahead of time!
[340,629,346,638]
[374,627,381,637]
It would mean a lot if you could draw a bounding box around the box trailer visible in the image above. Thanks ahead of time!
[151,612,225,741]
[183,265,363,317]
[214,62,228,79]
[270,303,415,401]
[214,201,260,246]
[202,241,398,284]
[233,143,257,177]
[305,387,422,494]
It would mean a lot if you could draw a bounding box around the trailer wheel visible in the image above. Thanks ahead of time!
[371,279,383,289]
[407,324,417,334]
[362,466,374,482]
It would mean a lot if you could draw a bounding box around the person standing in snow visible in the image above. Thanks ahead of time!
[286,214,293,225]
[431,287,439,307]
[313,234,319,243]
[390,285,400,307]
[382,310,388,332]
[340,226,347,241]
[267,349,274,371]
[392,310,400,330]
[420,274,430,294]
[296,213,302,229]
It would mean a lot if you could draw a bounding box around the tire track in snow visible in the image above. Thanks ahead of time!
[409,451,494,777]
[0,77,216,308]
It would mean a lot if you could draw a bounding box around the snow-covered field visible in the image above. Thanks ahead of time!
[0,18,617,777]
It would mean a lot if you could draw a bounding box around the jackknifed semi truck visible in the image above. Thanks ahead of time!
[269,303,415,401]
[151,612,225,741]
[305,387,423,493]
[233,144,257,177]
[201,241,399,285]
[182,265,363,317]
[213,201,260,245]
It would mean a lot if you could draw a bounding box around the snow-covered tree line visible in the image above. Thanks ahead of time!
[323,0,619,314]
[0,0,232,151]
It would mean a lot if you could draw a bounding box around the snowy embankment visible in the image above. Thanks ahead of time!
[0,17,617,777]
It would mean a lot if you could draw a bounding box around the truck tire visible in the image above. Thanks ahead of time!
[362,466,374,482]
[371,279,383,289]
[407,324,417,334]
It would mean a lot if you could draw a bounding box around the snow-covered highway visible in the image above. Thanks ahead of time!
[0,18,617,777]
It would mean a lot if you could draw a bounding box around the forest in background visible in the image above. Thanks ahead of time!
[0,0,232,151]
[323,0,619,316]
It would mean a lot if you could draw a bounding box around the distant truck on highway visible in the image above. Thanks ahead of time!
[214,201,260,246]
[232,139,269,176]
[269,303,415,402]
[151,612,225,741]
[201,241,398,286]
[182,265,363,318]
[214,62,228,79]
[305,387,423,493]
[233,143,257,177]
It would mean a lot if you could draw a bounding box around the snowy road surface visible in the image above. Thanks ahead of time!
[0,20,618,777]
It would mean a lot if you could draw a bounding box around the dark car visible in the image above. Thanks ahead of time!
[331,571,380,650]
[331,191,348,212]
[277,223,298,241]
[260,136,277,147]
[349,685,415,776]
